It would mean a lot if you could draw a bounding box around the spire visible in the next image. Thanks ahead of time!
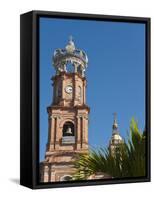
[109,113,123,156]
[69,35,73,43]
[112,112,118,132]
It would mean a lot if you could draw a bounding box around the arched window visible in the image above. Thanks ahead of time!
[63,121,75,137]
[77,65,82,75]
[60,175,73,181]
[66,62,74,73]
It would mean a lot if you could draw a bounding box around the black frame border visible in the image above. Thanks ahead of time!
[20,10,151,189]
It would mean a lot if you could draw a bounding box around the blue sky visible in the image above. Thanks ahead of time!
[39,17,145,161]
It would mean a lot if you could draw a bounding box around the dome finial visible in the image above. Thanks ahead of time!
[113,112,117,123]
[112,112,118,130]
[65,35,75,53]
[69,35,73,42]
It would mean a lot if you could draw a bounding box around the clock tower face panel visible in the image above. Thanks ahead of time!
[52,73,86,107]
[64,78,73,103]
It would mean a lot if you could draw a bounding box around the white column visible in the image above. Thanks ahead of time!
[49,116,55,151]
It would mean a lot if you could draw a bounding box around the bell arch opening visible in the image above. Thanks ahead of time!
[60,175,73,181]
[62,121,75,137]
[66,62,74,73]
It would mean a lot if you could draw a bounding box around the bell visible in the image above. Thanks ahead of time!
[65,127,72,135]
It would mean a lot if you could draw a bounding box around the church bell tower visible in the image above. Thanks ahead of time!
[109,113,123,157]
[40,37,90,182]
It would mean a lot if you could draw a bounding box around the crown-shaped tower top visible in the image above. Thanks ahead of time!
[52,36,88,77]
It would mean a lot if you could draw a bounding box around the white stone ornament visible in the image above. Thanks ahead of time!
[65,36,75,53]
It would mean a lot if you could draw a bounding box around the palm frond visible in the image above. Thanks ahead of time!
[73,118,146,180]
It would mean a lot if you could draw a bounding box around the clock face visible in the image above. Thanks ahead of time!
[65,85,73,94]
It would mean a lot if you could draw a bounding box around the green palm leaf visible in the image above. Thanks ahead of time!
[73,118,146,180]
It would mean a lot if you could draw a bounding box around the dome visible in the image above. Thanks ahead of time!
[110,133,123,146]
[112,134,122,141]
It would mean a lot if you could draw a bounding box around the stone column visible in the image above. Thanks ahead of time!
[63,64,66,72]
[50,166,56,182]
[82,116,85,147]
[55,115,60,150]
[83,79,86,104]
[52,80,56,104]
[48,115,56,151]
[61,75,65,106]
[76,116,81,150]
[73,73,78,106]
[80,116,83,149]
[74,63,78,73]
[83,115,88,149]
[43,165,49,182]
[46,116,51,151]
[85,116,88,144]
